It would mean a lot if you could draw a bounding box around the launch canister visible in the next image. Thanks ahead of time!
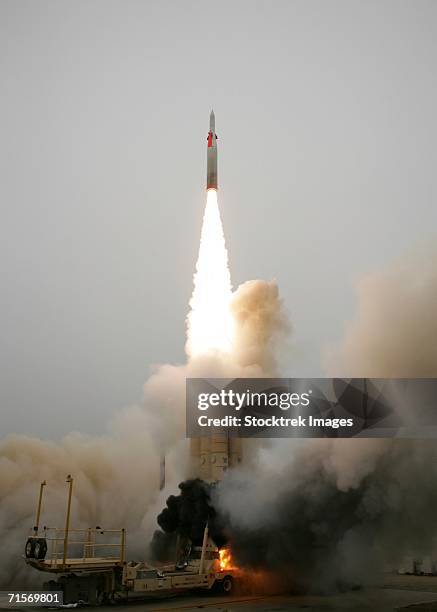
[206,109,218,190]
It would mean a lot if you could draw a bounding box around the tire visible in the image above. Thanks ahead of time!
[221,575,233,595]
[34,538,47,560]
[25,538,36,559]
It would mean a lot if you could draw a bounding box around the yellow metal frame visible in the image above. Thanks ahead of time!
[33,480,46,535]
[28,476,126,572]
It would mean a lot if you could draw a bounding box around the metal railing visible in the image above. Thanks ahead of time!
[38,526,126,568]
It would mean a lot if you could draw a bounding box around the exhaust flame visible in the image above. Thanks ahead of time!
[219,547,234,571]
[186,189,234,357]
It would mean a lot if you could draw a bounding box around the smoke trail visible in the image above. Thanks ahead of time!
[186,189,234,358]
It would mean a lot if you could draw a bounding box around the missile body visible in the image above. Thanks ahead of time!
[206,110,218,190]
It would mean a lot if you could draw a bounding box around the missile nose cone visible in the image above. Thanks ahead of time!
[210,109,215,131]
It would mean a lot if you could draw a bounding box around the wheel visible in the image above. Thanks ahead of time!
[34,538,47,560]
[25,538,36,559]
[221,575,233,594]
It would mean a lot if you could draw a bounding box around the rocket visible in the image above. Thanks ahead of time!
[206,110,218,190]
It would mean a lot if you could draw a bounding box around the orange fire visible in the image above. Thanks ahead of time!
[219,548,234,571]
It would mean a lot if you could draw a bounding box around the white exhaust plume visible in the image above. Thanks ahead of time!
[186,189,234,358]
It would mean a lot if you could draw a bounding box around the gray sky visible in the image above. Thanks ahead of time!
[1,0,437,438]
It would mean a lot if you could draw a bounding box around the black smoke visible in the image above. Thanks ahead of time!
[150,442,437,592]
[211,438,437,593]
[215,464,375,592]
[150,479,227,562]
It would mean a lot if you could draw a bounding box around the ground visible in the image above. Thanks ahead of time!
[4,575,437,612]
[95,575,437,612]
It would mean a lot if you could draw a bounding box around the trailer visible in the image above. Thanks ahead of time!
[24,477,239,604]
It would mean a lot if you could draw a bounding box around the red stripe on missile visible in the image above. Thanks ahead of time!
[207,132,213,148]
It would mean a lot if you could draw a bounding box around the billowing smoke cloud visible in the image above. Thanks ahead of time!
[213,246,437,592]
[230,280,291,375]
[324,245,437,377]
[214,438,437,591]
[0,276,288,588]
